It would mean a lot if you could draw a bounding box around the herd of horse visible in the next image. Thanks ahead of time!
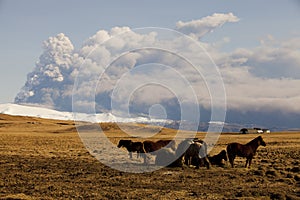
[117,136,266,168]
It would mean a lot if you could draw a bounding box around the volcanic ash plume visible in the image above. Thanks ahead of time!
[15,33,75,110]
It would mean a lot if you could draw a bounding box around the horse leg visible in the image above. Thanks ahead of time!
[203,157,210,169]
[245,158,249,168]
[194,156,200,169]
[248,157,253,168]
[184,154,189,166]
[245,156,253,168]
[206,157,210,169]
[229,155,235,168]
[143,153,151,164]
[143,153,146,164]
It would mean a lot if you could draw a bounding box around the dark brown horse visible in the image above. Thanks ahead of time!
[141,140,176,164]
[226,136,266,168]
[208,150,227,167]
[143,140,176,154]
[117,139,144,158]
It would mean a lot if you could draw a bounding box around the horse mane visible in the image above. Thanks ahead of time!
[246,136,262,146]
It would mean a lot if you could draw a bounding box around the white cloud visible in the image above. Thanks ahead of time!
[14,14,300,127]
[176,13,239,40]
[82,30,110,48]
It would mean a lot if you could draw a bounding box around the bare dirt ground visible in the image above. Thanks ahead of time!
[0,114,299,199]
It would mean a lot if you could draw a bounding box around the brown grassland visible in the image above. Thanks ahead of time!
[0,114,299,199]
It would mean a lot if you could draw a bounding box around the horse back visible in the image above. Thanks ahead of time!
[143,140,155,153]
[156,140,176,151]
[131,141,144,152]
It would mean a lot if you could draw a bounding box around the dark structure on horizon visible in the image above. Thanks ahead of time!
[240,128,270,134]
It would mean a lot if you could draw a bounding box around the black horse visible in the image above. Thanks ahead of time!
[117,139,144,159]
[208,150,227,167]
[226,136,266,168]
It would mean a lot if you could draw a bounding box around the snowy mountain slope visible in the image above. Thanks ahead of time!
[0,103,170,124]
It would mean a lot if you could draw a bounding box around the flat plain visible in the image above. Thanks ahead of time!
[0,114,299,199]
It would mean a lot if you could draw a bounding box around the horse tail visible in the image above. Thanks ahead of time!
[226,144,233,158]
[141,142,150,164]
[197,140,208,158]
[202,140,208,157]
[223,149,228,161]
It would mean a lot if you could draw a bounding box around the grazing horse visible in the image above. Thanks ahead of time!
[226,136,266,168]
[208,150,227,167]
[143,140,176,154]
[141,140,176,164]
[117,139,144,159]
[176,139,210,169]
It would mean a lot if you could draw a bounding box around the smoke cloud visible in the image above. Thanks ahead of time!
[15,33,75,109]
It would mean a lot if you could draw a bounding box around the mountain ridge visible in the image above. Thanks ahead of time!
[0,103,287,132]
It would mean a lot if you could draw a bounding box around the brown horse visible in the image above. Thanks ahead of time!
[208,150,227,167]
[143,140,176,154]
[141,140,176,164]
[226,136,266,168]
[117,139,144,158]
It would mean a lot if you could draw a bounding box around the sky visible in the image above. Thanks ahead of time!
[0,1,300,128]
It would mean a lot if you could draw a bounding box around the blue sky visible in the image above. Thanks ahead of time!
[0,1,300,128]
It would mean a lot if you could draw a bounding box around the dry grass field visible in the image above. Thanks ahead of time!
[0,114,299,199]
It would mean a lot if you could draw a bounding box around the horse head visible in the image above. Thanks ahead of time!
[117,139,131,148]
[221,150,228,161]
[258,136,266,147]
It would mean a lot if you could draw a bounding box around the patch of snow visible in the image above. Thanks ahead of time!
[0,103,172,124]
